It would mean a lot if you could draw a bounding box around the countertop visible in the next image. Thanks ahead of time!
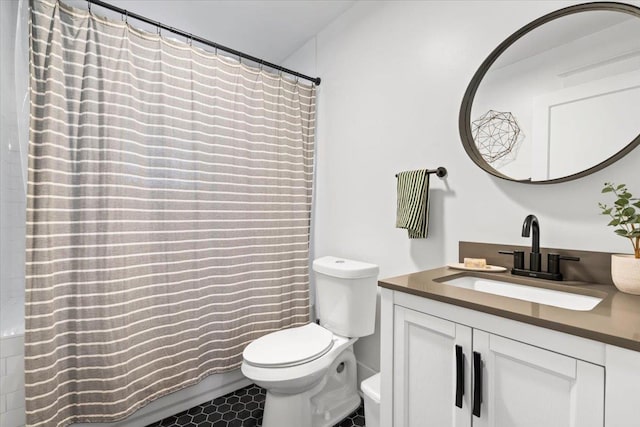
[379,267,640,352]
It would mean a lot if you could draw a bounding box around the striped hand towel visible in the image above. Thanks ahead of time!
[396,169,430,239]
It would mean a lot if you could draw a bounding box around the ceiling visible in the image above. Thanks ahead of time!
[70,0,355,64]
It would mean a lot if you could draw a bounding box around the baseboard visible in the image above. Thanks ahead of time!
[71,370,251,427]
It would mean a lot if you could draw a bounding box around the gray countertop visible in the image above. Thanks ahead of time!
[379,266,640,352]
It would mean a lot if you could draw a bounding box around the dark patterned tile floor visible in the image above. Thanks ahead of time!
[146,384,366,427]
[332,404,366,427]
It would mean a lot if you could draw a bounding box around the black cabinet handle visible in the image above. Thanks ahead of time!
[455,345,464,408]
[473,351,483,417]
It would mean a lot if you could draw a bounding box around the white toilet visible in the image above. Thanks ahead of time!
[241,256,379,427]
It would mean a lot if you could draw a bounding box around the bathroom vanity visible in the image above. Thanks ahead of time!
[379,245,640,427]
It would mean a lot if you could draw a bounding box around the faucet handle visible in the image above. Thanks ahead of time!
[547,253,580,275]
[498,250,525,270]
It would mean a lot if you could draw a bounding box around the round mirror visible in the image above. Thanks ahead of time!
[459,3,640,184]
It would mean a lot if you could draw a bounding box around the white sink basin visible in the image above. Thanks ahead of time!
[443,276,602,311]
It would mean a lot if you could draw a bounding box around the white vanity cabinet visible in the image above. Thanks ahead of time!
[382,289,608,427]
[393,306,472,427]
[472,330,603,427]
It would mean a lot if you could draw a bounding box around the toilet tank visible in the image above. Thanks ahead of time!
[313,256,379,338]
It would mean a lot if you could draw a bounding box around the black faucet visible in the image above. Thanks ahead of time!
[499,214,580,281]
[522,214,541,272]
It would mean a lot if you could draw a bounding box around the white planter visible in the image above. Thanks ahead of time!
[611,254,640,295]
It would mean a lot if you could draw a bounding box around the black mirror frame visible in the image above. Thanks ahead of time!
[459,2,640,184]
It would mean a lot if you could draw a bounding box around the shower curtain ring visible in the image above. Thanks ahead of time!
[157,22,161,35]
[87,1,91,13]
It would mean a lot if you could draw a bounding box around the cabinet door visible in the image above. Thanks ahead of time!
[472,330,604,427]
[394,306,472,427]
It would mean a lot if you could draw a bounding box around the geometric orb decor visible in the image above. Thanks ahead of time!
[471,110,522,163]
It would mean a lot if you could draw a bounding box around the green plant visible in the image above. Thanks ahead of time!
[599,182,640,259]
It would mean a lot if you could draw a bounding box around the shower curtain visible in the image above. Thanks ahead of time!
[26,1,316,425]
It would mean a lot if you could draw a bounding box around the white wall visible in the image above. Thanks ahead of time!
[283,0,640,376]
[0,337,25,427]
[1,1,28,425]
[0,0,28,337]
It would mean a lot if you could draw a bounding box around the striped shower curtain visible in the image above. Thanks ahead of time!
[26,1,316,425]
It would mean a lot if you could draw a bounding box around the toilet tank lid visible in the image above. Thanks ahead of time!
[313,256,379,279]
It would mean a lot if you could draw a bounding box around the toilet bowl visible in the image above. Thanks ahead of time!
[242,324,360,427]
[242,323,355,394]
[241,256,379,427]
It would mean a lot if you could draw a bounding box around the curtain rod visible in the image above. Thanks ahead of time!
[86,0,322,86]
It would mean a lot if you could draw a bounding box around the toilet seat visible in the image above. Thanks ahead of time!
[243,323,334,368]
[241,333,355,396]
